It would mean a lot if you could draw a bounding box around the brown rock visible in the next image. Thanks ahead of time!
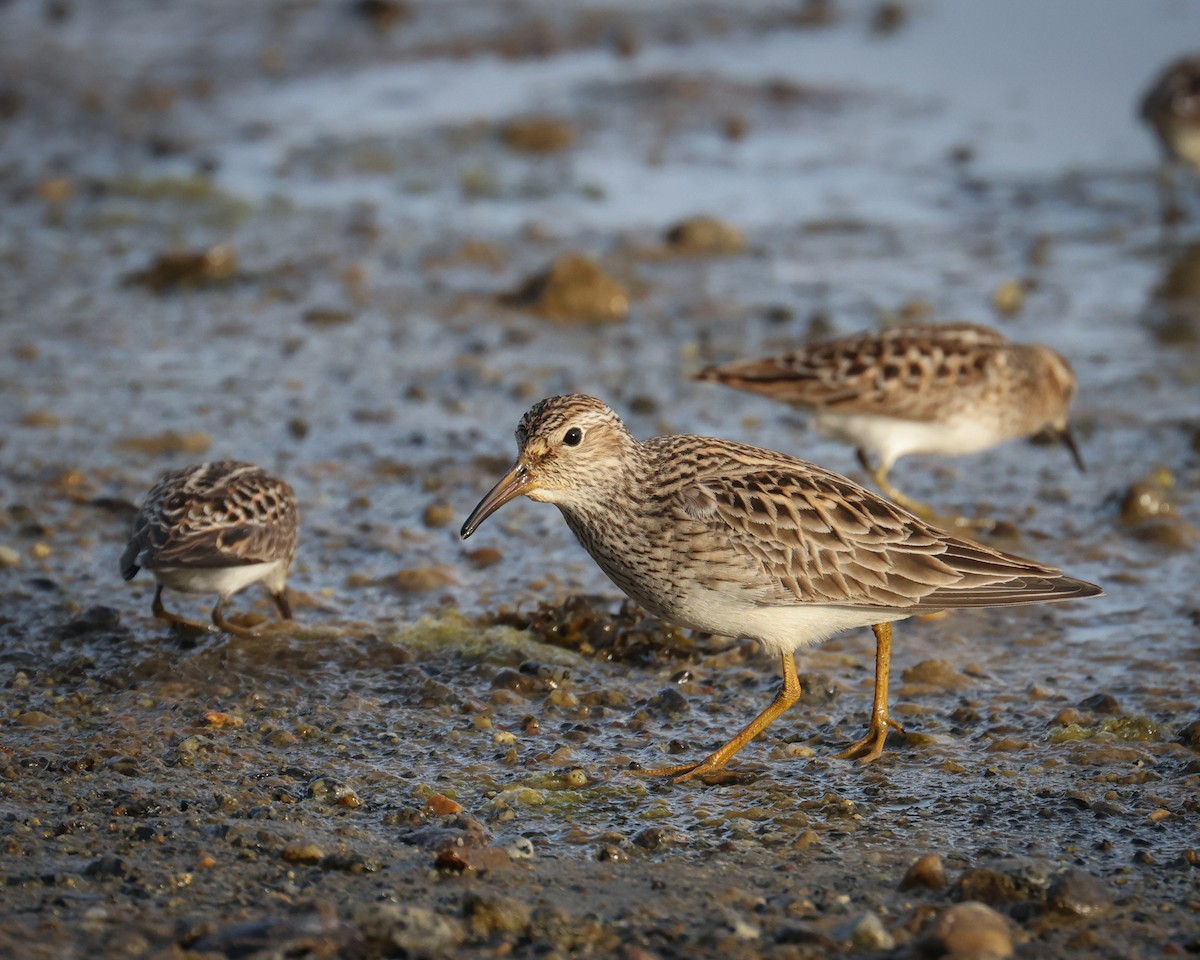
[664,216,744,255]
[422,502,455,528]
[465,547,503,570]
[501,116,576,154]
[280,843,325,863]
[502,254,629,326]
[115,431,212,455]
[385,566,458,593]
[900,658,973,692]
[426,794,464,816]
[925,901,1013,959]
[899,853,946,891]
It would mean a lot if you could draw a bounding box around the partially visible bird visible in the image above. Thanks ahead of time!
[461,395,1101,783]
[120,461,298,636]
[1140,55,1200,223]
[696,323,1083,518]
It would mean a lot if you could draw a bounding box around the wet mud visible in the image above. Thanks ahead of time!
[1,1,1199,958]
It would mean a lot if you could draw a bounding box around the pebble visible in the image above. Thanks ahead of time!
[280,843,324,863]
[505,836,536,860]
[1177,719,1200,749]
[645,687,689,717]
[900,658,972,691]
[899,853,946,890]
[422,502,455,528]
[500,116,576,154]
[1046,869,1113,918]
[664,216,745,255]
[462,891,532,938]
[0,544,19,567]
[836,911,895,951]
[926,901,1014,959]
[504,254,629,326]
[354,902,465,955]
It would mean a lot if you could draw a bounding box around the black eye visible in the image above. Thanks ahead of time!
[563,427,583,447]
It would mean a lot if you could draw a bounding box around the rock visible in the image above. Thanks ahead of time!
[955,869,1018,906]
[83,855,128,879]
[425,794,463,816]
[664,216,745,255]
[385,565,458,593]
[900,853,946,890]
[308,777,362,807]
[462,891,532,938]
[1046,869,1113,918]
[0,544,19,567]
[115,430,212,455]
[13,711,56,727]
[501,116,576,154]
[123,243,237,293]
[925,901,1013,959]
[280,843,324,863]
[465,546,503,569]
[502,254,629,326]
[303,307,354,328]
[991,279,1026,316]
[355,902,465,956]
[900,658,972,692]
[836,911,895,951]
[1079,692,1122,715]
[422,502,455,528]
[1177,719,1200,749]
[645,687,689,717]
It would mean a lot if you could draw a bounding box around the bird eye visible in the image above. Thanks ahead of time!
[563,427,583,447]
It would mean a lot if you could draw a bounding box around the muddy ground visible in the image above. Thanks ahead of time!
[1,1,1198,958]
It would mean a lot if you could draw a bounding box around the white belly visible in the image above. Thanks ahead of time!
[669,584,912,656]
[154,561,284,598]
[816,410,1003,468]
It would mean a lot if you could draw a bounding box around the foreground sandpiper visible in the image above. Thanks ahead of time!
[120,461,299,636]
[461,395,1101,783]
[696,322,1083,517]
[1140,55,1200,222]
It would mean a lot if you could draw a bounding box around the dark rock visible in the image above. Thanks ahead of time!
[1046,869,1113,918]
[645,687,689,717]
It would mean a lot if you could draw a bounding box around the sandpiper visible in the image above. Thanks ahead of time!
[120,461,299,636]
[1140,55,1200,222]
[696,323,1083,517]
[461,395,1101,783]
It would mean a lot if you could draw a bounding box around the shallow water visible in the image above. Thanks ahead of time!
[1,1,1198,957]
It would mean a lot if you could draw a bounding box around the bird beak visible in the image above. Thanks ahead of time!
[1059,426,1086,473]
[461,460,534,539]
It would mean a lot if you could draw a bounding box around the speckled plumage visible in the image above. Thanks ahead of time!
[462,395,1101,781]
[697,323,1082,515]
[121,461,299,635]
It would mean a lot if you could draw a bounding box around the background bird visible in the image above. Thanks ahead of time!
[696,322,1083,518]
[120,461,299,636]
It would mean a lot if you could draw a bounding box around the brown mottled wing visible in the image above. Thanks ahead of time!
[665,438,1100,611]
[698,322,1009,422]
[121,463,297,577]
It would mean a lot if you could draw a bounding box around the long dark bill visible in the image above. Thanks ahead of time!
[460,461,533,539]
[1059,426,1086,473]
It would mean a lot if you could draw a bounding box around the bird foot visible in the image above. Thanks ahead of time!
[833,716,905,764]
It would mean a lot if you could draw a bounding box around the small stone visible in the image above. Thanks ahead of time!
[462,891,532,937]
[308,777,362,807]
[900,658,972,691]
[466,547,503,569]
[422,502,455,528]
[505,837,535,860]
[0,544,19,567]
[303,307,354,328]
[664,216,745,255]
[1079,692,1122,715]
[13,711,56,727]
[354,902,465,955]
[837,911,894,951]
[1046,869,1113,918]
[991,279,1025,316]
[899,853,946,890]
[500,116,576,154]
[645,687,689,717]
[1177,719,1200,749]
[425,794,463,816]
[502,254,628,326]
[926,901,1013,959]
[84,855,128,879]
[281,843,324,863]
[386,566,458,593]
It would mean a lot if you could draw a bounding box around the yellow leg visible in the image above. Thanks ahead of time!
[152,585,210,633]
[211,597,261,638]
[630,651,803,784]
[872,466,935,520]
[834,622,905,763]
